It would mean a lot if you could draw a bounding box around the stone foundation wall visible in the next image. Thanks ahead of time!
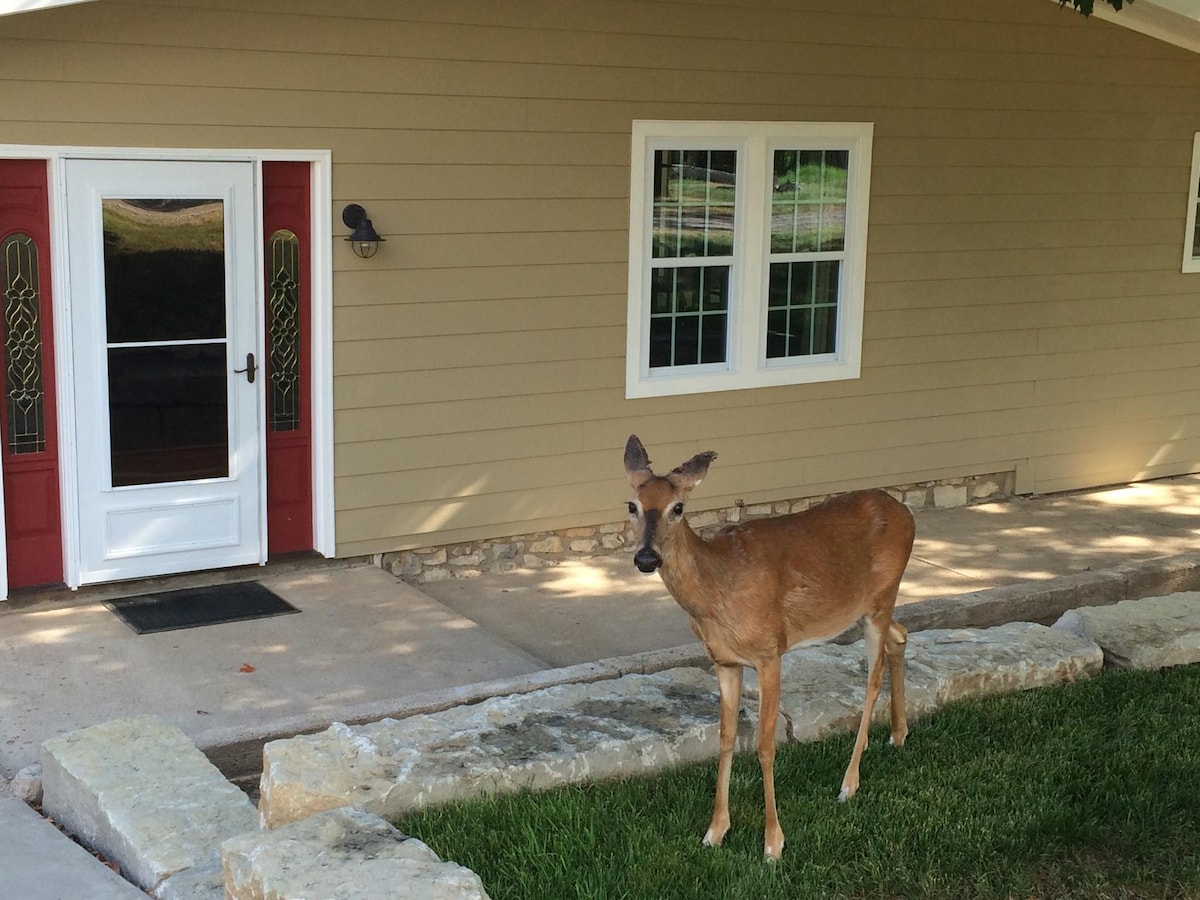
[381,471,1016,586]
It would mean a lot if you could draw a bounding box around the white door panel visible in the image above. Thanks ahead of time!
[65,158,262,583]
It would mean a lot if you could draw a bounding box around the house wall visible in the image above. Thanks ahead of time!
[1,0,1198,559]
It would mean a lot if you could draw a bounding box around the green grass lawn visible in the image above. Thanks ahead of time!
[397,665,1200,900]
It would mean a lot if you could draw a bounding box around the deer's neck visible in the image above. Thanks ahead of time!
[658,519,723,620]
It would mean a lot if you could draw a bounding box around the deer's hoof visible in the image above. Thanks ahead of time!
[838,784,856,803]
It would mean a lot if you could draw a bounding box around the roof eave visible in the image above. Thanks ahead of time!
[1089,1,1200,53]
[0,0,98,17]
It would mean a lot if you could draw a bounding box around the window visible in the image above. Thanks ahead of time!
[1183,132,1200,273]
[626,121,873,398]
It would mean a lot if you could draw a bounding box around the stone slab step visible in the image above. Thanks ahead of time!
[258,622,1105,829]
[746,622,1105,742]
[41,715,259,894]
[259,667,783,829]
[1053,591,1200,669]
[0,796,147,900]
[222,806,490,899]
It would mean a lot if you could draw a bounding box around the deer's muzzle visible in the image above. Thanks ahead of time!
[633,546,662,573]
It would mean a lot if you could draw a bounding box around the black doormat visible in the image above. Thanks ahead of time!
[106,582,299,634]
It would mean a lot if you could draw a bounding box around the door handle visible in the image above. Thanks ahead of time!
[234,352,257,384]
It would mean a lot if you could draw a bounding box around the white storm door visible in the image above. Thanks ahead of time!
[65,158,263,584]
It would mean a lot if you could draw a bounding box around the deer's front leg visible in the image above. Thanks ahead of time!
[703,663,743,849]
[756,655,785,860]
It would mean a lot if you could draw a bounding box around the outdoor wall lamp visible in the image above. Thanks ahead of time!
[342,203,384,259]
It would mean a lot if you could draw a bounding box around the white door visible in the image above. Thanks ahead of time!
[65,158,263,584]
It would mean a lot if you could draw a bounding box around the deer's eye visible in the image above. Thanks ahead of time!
[672,502,684,517]
[627,502,638,516]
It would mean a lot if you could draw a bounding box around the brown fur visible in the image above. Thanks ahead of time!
[624,435,915,859]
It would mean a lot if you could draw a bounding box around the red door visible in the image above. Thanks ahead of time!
[0,159,64,587]
[262,162,313,555]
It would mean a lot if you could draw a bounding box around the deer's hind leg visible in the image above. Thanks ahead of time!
[884,620,909,748]
[839,616,887,803]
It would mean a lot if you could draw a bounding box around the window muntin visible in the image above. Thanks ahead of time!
[627,121,872,398]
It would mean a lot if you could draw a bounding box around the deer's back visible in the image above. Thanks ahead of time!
[705,490,915,639]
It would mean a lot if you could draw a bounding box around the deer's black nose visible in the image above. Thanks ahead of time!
[634,547,662,573]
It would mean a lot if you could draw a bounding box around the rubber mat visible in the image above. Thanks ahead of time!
[105,582,299,634]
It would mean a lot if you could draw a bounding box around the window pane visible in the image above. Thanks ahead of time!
[771,149,848,254]
[103,198,226,343]
[648,263,729,367]
[812,306,837,354]
[675,266,700,312]
[649,317,672,368]
[701,313,727,364]
[674,314,700,364]
[108,345,228,486]
[766,260,839,359]
[652,149,736,259]
[1194,202,1200,259]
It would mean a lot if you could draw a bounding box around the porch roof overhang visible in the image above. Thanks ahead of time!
[3,0,1199,54]
[0,0,97,16]
[1088,0,1200,52]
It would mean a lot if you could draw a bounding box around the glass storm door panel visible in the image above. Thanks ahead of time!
[65,159,262,584]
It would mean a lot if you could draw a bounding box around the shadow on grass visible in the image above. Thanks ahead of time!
[398,665,1200,900]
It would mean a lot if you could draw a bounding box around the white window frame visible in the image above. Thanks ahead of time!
[1182,133,1200,273]
[626,120,873,398]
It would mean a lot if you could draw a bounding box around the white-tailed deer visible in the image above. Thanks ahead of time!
[623,434,915,860]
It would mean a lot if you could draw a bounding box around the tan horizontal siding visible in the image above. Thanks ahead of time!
[3,0,1199,559]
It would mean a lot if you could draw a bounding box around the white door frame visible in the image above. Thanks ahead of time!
[0,144,334,594]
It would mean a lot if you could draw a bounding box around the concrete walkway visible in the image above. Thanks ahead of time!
[1,473,1198,897]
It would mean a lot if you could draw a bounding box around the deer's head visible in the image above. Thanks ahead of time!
[624,434,717,573]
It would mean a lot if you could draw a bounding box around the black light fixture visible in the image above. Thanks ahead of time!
[342,203,384,259]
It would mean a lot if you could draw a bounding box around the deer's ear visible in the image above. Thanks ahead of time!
[668,451,717,492]
[624,435,655,487]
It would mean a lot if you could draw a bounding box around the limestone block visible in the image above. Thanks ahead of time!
[41,715,258,893]
[1053,592,1200,669]
[745,623,1103,742]
[528,536,563,554]
[9,763,42,805]
[259,668,781,829]
[933,483,968,508]
[418,567,453,584]
[156,859,224,900]
[223,807,490,900]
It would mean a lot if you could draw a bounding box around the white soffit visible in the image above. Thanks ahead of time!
[0,0,98,16]
[1089,0,1200,53]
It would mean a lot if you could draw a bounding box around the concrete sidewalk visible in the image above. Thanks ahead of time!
[0,474,1197,898]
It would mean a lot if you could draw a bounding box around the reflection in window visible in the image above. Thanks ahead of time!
[766,149,848,360]
[101,198,229,486]
[268,230,301,431]
[1,234,46,454]
[102,198,226,343]
[649,150,735,368]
